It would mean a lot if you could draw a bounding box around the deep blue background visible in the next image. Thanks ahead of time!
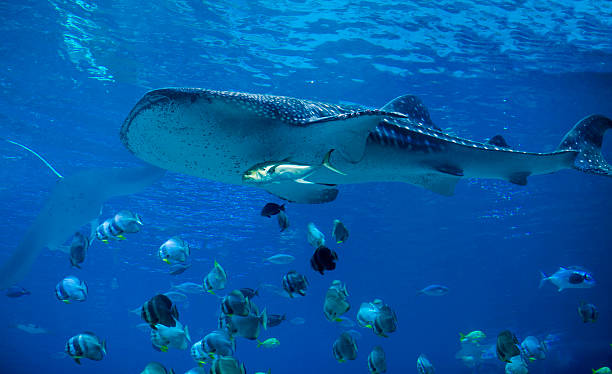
[0,1,611,373]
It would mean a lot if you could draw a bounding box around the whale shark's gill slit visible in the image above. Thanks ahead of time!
[381,94,440,131]
[4,139,64,179]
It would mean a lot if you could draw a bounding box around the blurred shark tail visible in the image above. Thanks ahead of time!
[539,271,548,289]
[556,115,612,177]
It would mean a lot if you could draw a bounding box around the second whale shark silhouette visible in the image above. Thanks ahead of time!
[0,139,165,289]
[120,88,611,203]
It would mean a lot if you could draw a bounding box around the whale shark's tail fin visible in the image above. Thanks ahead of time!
[556,115,612,177]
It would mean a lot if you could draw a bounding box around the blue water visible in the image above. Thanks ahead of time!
[1,1,611,373]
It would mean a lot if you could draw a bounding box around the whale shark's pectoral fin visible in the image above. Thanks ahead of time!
[409,173,461,196]
[261,180,339,204]
[508,171,531,186]
[306,110,407,163]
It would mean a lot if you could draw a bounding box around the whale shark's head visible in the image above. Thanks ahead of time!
[120,88,387,185]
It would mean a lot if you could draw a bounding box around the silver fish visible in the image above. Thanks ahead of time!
[184,367,207,374]
[332,219,349,243]
[204,260,227,294]
[159,236,190,265]
[13,323,49,334]
[221,290,250,317]
[368,346,387,373]
[520,336,547,361]
[417,284,449,296]
[171,282,205,294]
[277,210,289,232]
[307,222,325,248]
[69,231,90,268]
[539,266,596,291]
[191,329,234,364]
[55,275,88,303]
[219,308,267,340]
[324,280,350,322]
[357,300,382,328]
[163,291,188,304]
[65,331,106,364]
[290,317,305,325]
[417,354,434,374]
[209,356,245,374]
[264,254,295,264]
[333,331,358,363]
[151,319,191,351]
[141,362,175,374]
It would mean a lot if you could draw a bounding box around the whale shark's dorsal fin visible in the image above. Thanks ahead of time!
[487,135,511,148]
[380,94,440,130]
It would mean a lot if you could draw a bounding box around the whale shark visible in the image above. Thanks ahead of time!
[0,139,165,288]
[120,88,611,203]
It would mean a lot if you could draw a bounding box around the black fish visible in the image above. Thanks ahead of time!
[496,330,520,363]
[569,272,587,284]
[310,246,338,275]
[277,210,289,231]
[5,285,30,298]
[141,294,179,329]
[578,302,598,323]
[221,290,250,317]
[282,270,308,297]
[239,288,259,298]
[333,331,358,362]
[332,219,349,243]
[260,203,284,217]
[267,313,286,327]
[373,304,398,337]
[69,231,89,269]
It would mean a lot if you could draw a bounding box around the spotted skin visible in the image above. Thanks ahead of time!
[121,88,403,187]
[125,88,357,126]
[556,114,612,176]
[121,89,611,200]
